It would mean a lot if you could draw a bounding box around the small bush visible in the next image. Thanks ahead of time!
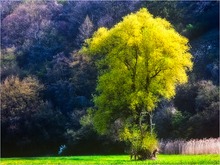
[120,124,158,160]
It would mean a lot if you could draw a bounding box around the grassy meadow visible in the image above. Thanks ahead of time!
[1,154,220,165]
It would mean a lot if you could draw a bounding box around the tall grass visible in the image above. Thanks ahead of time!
[160,138,220,154]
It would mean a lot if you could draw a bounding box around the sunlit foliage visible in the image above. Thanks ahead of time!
[83,8,192,132]
[83,8,193,159]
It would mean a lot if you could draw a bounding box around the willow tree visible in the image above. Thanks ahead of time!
[82,8,193,159]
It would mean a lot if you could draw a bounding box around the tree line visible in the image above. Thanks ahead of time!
[1,0,219,157]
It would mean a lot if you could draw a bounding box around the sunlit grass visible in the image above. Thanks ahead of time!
[1,154,220,165]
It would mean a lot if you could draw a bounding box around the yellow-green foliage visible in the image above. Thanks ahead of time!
[120,125,158,153]
[142,133,158,153]
[82,8,193,134]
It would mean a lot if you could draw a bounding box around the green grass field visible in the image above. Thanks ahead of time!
[1,154,220,165]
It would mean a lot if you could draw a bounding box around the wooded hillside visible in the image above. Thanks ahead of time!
[1,0,219,157]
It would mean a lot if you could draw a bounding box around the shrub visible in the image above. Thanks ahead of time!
[120,124,158,160]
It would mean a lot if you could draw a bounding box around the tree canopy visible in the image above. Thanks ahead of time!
[83,8,193,134]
